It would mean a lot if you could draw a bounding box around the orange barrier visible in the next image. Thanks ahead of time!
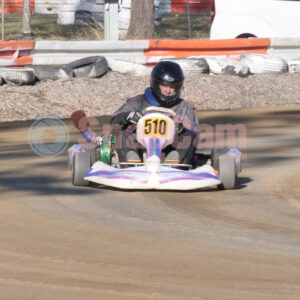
[144,38,270,63]
[0,0,35,14]
[0,41,34,66]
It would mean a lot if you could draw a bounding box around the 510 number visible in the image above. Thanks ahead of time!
[143,118,168,137]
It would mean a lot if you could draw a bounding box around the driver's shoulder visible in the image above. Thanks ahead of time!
[174,98,196,112]
[181,99,196,110]
[126,94,145,103]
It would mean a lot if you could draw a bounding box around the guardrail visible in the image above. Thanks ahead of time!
[31,40,149,65]
[0,38,300,67]
[268,38,300,60]
[31,38,271,66]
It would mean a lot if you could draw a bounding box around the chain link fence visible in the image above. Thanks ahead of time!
[0,0,211,41]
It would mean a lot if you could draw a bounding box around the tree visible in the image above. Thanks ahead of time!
[22,0,32,39]
[127,0,154,39]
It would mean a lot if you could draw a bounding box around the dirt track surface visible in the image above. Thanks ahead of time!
[0,106,300,299]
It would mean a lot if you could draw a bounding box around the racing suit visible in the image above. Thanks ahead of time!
[110,87,199,164]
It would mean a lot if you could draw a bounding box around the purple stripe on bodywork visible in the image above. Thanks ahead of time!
[93,175,148,184]
[160,176,218,184]
[160,171,219,178]
[159,171,219,184]
[87,169,149,175]
[146,137,163,158]
[155,138,161,157]
[86,170,149,183]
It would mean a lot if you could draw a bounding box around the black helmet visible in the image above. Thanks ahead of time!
[150,61,184,107]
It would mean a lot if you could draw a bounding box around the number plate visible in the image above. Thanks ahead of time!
[142,117,169,137]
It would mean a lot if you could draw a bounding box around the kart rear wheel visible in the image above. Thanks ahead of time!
[218,155,237,190]
[72,152,91,186]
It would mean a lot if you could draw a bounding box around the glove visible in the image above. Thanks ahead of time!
[126,111,143,124]
[92,135,103,145]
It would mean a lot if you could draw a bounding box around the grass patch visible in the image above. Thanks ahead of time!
[1,14,104,41]
[155,14,210,39]
[1,13,210,41]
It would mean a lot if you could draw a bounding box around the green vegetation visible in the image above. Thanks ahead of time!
[1,14,104,41]
[155,14,210,39]
[1,13,210,41]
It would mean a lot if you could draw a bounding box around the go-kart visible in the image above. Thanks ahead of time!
[68,107,242,190]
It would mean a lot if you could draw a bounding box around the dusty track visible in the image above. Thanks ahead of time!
[0,106,299,299]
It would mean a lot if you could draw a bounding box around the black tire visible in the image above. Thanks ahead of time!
[287,59,300,73]
[161,58,209,73]
[72,152,91,186]
[0,67,35,85]
[84,146,97,165]
[218,155,237,190]
[66,56,109,78]
[206,57,249,77]
[25,65,74,81]
[193,58,209,73]
[236,34,257,38]
[193,152,209,167]
[240,54,288,74]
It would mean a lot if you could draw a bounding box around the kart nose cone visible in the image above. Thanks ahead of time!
[146,155,161,173]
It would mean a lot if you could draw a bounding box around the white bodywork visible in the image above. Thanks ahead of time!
[84,109,221,190]
[210,0,300,39]
[85,162,221,190]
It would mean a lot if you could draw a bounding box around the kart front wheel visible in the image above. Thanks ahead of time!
[218,155,237,190]
[211,148,228,170]
[72,152,91,186]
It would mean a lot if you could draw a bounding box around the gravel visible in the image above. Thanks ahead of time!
[0,71,300,122]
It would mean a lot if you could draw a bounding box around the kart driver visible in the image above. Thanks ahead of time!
[110,61,199,165]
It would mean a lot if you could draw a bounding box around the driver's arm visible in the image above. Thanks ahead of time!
[71,110,100,143]
[180,106,199,132]
[110,112,131,127]
[110,97,143,128]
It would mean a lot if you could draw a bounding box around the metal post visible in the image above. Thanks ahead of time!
[2,0,4,40]
[187,0,192,39]
[22,0,32,38]
[104,0,119,40]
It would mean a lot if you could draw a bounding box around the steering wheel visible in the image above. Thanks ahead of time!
[142,106,177,118]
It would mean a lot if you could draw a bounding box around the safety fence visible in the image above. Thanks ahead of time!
[0,0,211,41]
[0,0,211,17]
